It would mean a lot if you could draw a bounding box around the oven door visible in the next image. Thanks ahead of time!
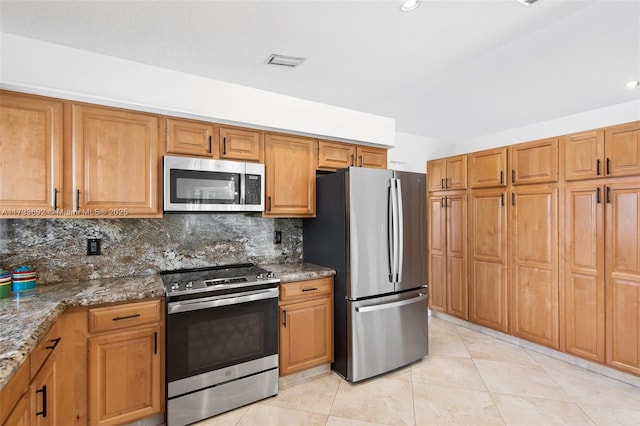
[166,288,279,396]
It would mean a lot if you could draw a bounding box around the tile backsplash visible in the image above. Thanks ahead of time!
[0,214,302,284]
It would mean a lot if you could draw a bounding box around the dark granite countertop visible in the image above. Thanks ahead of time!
[0,275,164,392]
[260,262,335,283]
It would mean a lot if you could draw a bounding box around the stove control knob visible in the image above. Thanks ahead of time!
[256,273,264,280]
[170,282,180,291]
[266,271,274,279]
[185,281,194,289]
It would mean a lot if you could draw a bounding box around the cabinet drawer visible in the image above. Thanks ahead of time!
[89,299,161,333]
[30,321,60,379]
[0,358,29,425]
[280,277,333,302]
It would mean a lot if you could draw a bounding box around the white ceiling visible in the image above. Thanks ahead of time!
[1,0,639,142]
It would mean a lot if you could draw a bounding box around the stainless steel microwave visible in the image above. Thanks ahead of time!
[163,155,264,212]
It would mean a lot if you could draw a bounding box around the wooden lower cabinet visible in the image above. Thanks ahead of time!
[563,184,605,362]
[88,326,162,426]
[3,393,30,426]
[427,193,447,313]
[30,353,57,426]
[605,182,640,375]
[468,188,508,333]
[510,185,559,349]
[279,277,334,376]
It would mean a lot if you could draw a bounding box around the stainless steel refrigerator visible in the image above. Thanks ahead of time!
[303,167,428,382]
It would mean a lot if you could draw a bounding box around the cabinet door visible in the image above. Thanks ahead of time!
[30,353,57,426]
[4,392,30,426]
[356,146,387,169]
[510,138,558,185]
[219,126,262,162]
[317,140,355,170]
[604,121,640,178]
[88,326,161,426]
[279,296,333,376]
[427,159,446,192]
[510,185,559,348]
[564,185,604,362]
[428,194,447,313]
[0,91,63,214]
[166,117,215,157]
[264,133,316,217]
[446,191,468,320]
[563,130,604,181]
[469,189,508,333]
[446,155,467,190]
[605,182,640,375]
[72,105,161,217]
[468,148,507,188]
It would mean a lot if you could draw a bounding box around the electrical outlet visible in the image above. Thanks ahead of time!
[87,238,101,255]
[274,231,282,245]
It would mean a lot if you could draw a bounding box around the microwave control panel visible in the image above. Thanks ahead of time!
[245,175,262,205]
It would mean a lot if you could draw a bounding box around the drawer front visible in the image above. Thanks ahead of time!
[0,358,29,425]
[89,299,161,333]
[280,277,333,303]
[30,321,60,379]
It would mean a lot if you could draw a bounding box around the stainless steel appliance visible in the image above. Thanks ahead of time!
[163,155,264,212]
[303,167,428,382]
[161,264,280,426]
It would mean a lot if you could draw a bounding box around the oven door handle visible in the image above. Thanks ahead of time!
[168,287,279,314]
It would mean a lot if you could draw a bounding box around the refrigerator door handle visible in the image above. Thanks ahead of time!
[355,293,428,313]
[389,178,400,284]
[396,178,404,284]
[388,182,395,282]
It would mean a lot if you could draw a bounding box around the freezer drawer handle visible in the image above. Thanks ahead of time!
[355,293,428,313]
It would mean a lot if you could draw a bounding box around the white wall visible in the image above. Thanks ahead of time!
[456,100,640,154]
[0,33,396,147]
[388,132,455,173]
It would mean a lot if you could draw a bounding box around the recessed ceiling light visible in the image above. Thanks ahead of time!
[625,80,640,88]
[400,0,421,12]
[266,54,305,68]
[517,0,539,5]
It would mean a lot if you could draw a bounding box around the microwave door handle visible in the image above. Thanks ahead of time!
[240,173,246,205]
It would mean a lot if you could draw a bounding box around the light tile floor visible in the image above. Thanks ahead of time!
[196,316,640,426]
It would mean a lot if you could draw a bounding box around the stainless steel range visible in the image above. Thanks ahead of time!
[161,264,280,426]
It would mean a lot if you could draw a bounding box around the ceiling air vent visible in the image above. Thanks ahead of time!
[266,54,306,68]
[517,0,538,5]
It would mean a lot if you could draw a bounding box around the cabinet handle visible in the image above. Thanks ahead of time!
[500,171,504,185]
[350,154,355,166]
[359,155,363,167]
[444,196,448,208]
[302,287,318,292]
[53,188,58,210]
[440,197,444,208]
[441,178,444,189]
[511,192,516,206]
[606,186,611,204]
[35,384,47,417]
[45,337,61,351]
[445,177,449,189]
[597,187,601,204]
[223,137,227,155]
[596,159,601,176]
[501,193,504,206]
[208,135,212,153]
[75,189,80,211]
[154,331,158,355]
[112,313,141,321]
[512,170,516,184]
[282,310,287,327]
[267,196,272,212]
[606,158,610,175]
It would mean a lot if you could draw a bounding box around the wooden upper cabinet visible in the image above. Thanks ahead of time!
[510,185,559,349]
[166,117,216,157]
[72,104,161,217]
[317,141,386,170]
[469,188,508,333]
[356,146,387,169]
[0,91,63,214]
[604,121,640,178]
[468,148,507,188]
[605,182,640,375]
[427,155,467,191]
[510,137,558,185]
[563,130,604,181]
[264,133,316,217]
[219,126,262,162]
[563,184,605,362]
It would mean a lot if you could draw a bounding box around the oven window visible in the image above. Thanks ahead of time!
[170,169,240,204]
[167,297,278,382]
